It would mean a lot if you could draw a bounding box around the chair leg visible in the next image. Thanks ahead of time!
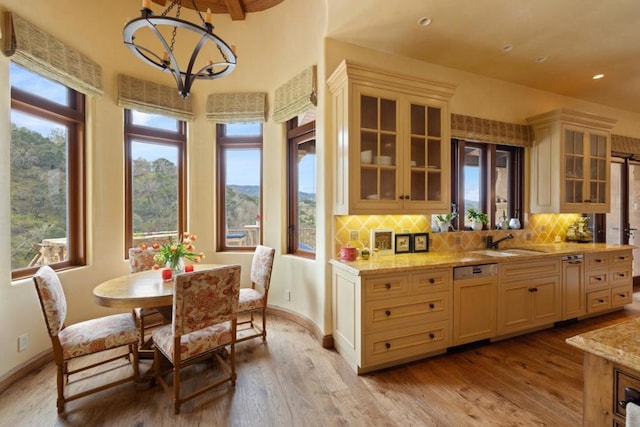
[261,307,267,340]
[56,364,65,413]
[139,315,146,346]
[131,344,140,381]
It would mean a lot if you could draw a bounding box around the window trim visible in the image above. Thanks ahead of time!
[10,85,86,279]
[216,123,263,252]
[452,139,524,230]
[123,109,187,258]
[286,118,316,258]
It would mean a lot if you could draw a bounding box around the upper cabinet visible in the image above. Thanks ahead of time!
[328,60,456,215]
[526,109,617,214]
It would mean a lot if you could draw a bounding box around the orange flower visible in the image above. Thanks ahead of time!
[140,243,148,250]
[199,252,206,260]
[187,244,195,251]
[170,245,178,252]
[152,243,159,249]
[183,232,190,239]
[152,264,160,270]
[190,234,197,241]
[194,257,201,263]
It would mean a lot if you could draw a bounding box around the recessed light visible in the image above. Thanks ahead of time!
[593,74,604,80]
[417,17,432,27]
[535,56,547,63]
[502,44,513,52]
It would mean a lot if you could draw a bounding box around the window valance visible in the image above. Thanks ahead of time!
[273,65,317,124]
[205,92,267,123]
[451,113,532,147]
[612,134,640,159]
[117,74,194,121]
[2,12,103,97]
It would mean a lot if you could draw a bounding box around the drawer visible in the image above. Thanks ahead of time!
[586,269,609,291]
[365,292,450,332]
[411,268,451,294]
[611,285,633,307]
[586,252,610,269]
[499,259,561,281]
[611,250,633,266]
[614,368,640,419]
[587,289,611,313]
[364,273,410,301]
[610,266,632,287]
[363,321,450,367]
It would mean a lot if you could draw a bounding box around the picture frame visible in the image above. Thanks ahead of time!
[370,229,394,255]
[395,233,412,254]
[412,232,429,253]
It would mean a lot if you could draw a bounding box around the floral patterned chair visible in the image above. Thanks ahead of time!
[152,265,241,414]
[236,245,275,343]
[129,247,165,346]
[33,265,140,413]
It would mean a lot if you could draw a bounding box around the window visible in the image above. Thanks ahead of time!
[10,62,85,279]
[217,123,262,251]
[452,140,523,230]
[124,110,186,255]
[287,117,316,257]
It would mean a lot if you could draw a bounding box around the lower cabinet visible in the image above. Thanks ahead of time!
[332,266,452,373]
[586,250,633,314]
[497,259,562,336]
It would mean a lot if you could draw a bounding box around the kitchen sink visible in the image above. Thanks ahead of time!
[471,248,545,257]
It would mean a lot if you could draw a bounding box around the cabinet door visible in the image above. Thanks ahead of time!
[562,260,585,320]
[453,277,496,345]
[351,86,402,211]
[562,128,586,210]
[497,281,531,335]
[587,132,609,210]
[403,99,450,212]
[530,276,561,327]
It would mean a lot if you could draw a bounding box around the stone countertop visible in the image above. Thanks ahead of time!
[566,318,640,372]
[329,243,634,276]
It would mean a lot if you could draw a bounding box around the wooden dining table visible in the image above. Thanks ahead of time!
[93,263,223,310]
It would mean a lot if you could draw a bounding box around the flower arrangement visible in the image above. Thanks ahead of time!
[143,232,205,273]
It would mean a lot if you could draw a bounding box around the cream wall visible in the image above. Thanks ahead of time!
[0,0,326,380]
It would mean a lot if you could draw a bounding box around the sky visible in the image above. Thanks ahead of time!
[10,63,316,193]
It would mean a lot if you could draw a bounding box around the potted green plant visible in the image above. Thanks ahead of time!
[467,207,488,231]
[435,212,457,232]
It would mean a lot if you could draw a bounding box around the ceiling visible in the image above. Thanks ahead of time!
[324,0,640,115]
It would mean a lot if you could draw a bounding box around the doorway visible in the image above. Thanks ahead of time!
[606,158,640,286]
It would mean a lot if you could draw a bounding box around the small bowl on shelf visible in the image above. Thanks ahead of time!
[374,155,393,166]
[360,150,373,164]
[365,194,378,200]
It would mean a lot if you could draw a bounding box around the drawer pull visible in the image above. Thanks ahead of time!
[595,276,603,281]
[385,310,391,317]
[617,273,626,277]
[619,293,628,298]
[429,278,435,284]
[595,259,604,263]
[619,256,628,261]
[528,287,538,293]
[428,303,435,309]
[428,333,435,339]
[598,298,605,304]
[385,342,391,349]
[385,283,391,290]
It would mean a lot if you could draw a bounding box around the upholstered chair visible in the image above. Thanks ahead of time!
[152,265,241,414]
[236,245,275,342]
[128,247,165,346]
[33,265,139,413]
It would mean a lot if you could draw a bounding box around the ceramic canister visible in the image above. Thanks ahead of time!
[340,246,357,261]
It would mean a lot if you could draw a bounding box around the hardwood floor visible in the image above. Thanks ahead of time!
[2,305,640,427]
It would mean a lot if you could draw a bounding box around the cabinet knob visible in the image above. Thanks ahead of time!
[428,303,435,309]
[399,195,405,200]
[429,278,435,284]
[598,298,605,304]
[385,283,391,290]
[405,195,411,200]
[385,342,391,349]
[428,333,435,339]
[385,310,391,317]
[595,276,602,281]
[596,259,603,263]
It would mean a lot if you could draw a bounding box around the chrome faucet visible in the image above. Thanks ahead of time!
[486,233,514,249]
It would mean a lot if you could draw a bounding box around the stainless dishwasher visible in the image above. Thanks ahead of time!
[452,264,498,346]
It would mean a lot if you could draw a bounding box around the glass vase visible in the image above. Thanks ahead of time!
[167,257,185,275]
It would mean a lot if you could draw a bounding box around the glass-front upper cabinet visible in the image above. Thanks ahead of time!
[527,109,615,214]
[328,60,455,215]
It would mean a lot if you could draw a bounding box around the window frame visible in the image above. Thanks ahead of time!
[123,109,187,257]
[452,139,524,230]
[10,75,86,279]
[216,123,263,252]
[286,117,316,258]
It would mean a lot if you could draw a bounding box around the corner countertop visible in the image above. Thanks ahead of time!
[566,317,640,372]
[329,243,634,276]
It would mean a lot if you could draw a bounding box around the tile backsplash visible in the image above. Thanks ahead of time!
[334,213,581,255]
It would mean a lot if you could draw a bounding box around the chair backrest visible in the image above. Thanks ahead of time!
[173,265,241,336]
[33,265,67,337]
[250,245,275,294]
[128,247,158,273]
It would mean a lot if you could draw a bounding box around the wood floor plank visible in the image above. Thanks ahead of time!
[2,304,640,426]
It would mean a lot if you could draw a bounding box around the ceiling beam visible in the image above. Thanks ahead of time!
[223,0,246,20]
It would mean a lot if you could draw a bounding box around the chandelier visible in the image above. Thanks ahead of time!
[123,0,237,99]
